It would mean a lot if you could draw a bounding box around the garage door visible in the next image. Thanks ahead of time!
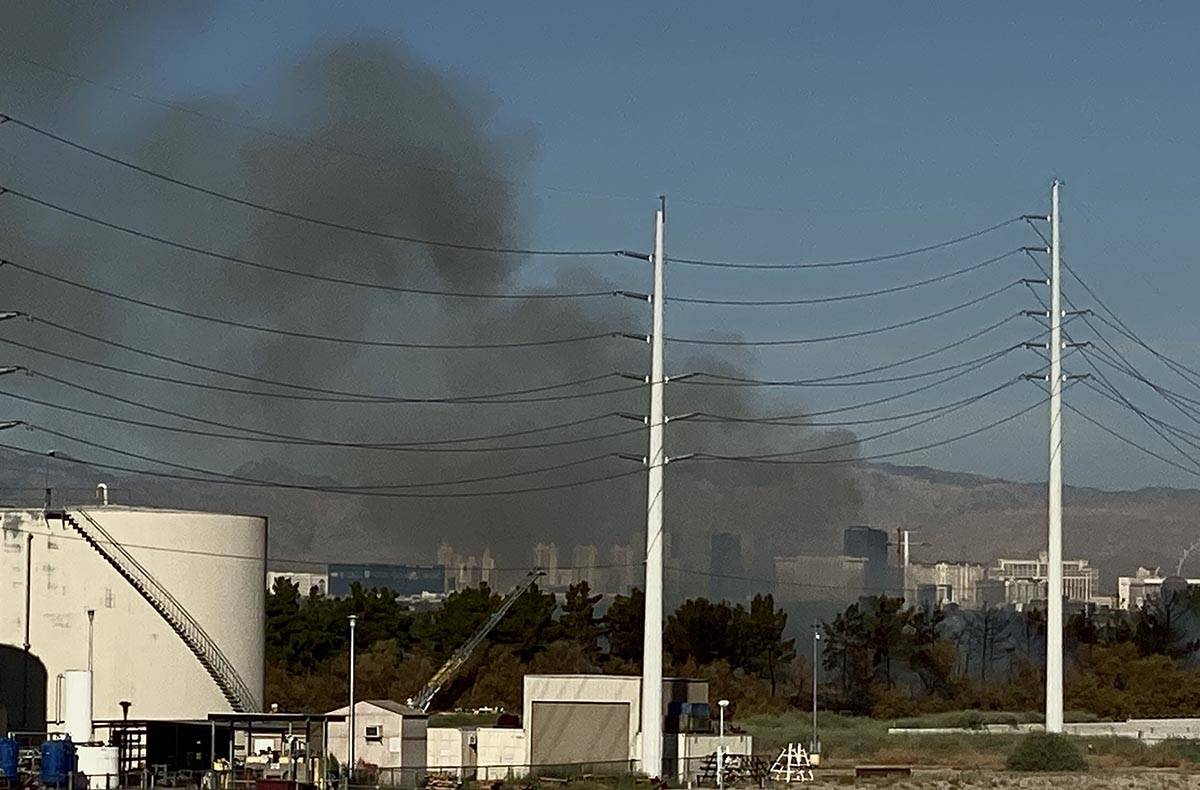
[530,701,630,767]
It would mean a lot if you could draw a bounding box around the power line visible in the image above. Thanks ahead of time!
[0,374,1019,454]
[0,188,634,298]
[693,392,1051,465]
[1021,244,1200,467]
[703,344,1027,423]
[1,115,630,257]
[1062,398,1200,479]
[691,377,1023,461]
[670,248,1021,305]
[3,425,648,498]
[688,341,1028,390]
[1088,311,1200,394]
[1,294,622,352]
[23,421,628,490]
[669,217,1021,270]
[1,335,643,405]
[667,281,1020,346]
[694,381,1026,428]
[2,323,642,404]
[682,312,1022,387]
[0,386,648,454]
[1079,377,1200,455]
[3,368,637,449]
[1025,220,1200,394]
[1080,346,1200,417]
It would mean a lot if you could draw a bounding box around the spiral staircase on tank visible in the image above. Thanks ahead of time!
[46,508,259,712]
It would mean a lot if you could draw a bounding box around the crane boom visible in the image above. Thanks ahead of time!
[410,569,546,712]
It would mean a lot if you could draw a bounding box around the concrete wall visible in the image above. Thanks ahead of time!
[426,727,470,775]
[0,507,266,721]
[476,728,526,780]
[1066,718,1200,744]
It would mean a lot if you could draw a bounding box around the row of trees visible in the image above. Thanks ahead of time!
[268,577,1200,721]
[265,579,800,714]
[820,586,1200,718]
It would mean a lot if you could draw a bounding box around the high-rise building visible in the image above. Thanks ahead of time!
[607,543,637,594]
[708,532,747,602]
[844,526,893,595]
[573,544,598,586]
[480,549,495,586]
[534,543,560,585]
[437,542,458,592]
[459,556,481,588]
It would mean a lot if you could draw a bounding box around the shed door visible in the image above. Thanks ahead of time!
[530,702,630,768]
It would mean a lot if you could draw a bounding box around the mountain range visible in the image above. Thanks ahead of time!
[3,447,1195,595]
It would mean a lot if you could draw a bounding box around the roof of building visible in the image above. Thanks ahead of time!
[524,674,704,682]
[365,699,428,716]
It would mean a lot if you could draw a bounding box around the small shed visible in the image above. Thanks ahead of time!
[325,700,428,784]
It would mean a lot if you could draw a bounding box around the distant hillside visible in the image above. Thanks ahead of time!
[2,447,1197,593]
[855,463,1200,589]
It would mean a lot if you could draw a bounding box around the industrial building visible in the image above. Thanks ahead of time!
[325,700,427,784]
[521,675,750,781]
[989,552,1100,604]
[426,724,526,781]
[774,554,868,603]
[1,504,266,730]
[1118,567,1200,610]
[904,561,986,608]
[267,570,329,596]
[315,677,751,785]
[328,564,446,598]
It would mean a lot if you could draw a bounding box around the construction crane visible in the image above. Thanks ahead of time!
[409,568,546,712]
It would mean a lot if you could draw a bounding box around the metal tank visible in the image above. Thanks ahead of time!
[0,504,267,721]
[40,738,77,787]
[0,737,19,782]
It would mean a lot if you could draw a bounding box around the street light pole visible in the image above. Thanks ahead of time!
[347,615,357,783]
[811,626,821,755]
[717,699,729,790]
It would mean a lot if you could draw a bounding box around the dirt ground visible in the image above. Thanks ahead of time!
[799,768,1200,788]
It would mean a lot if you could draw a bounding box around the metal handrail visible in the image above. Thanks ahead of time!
[52,508,258,711]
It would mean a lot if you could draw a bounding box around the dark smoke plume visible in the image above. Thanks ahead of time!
[0,5,863,595]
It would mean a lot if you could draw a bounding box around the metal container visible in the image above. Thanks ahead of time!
[76,744,120,790]
[0,737,19,781]
[40,738,77,787]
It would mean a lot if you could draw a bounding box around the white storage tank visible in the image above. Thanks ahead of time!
[76,745,120,790]
[63,669,93,742]
[0,505,266,721]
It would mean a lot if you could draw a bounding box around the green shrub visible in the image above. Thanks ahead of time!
[1005,733,1087,772]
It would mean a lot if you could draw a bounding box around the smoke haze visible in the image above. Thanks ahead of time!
[0,3,863,594]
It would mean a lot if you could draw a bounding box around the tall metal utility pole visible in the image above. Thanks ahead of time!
[640,198,666,779]
[348,614,358,775]
[1046,179,1064,733]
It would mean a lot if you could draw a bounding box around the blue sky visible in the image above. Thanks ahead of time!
[3,2,1200,491]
